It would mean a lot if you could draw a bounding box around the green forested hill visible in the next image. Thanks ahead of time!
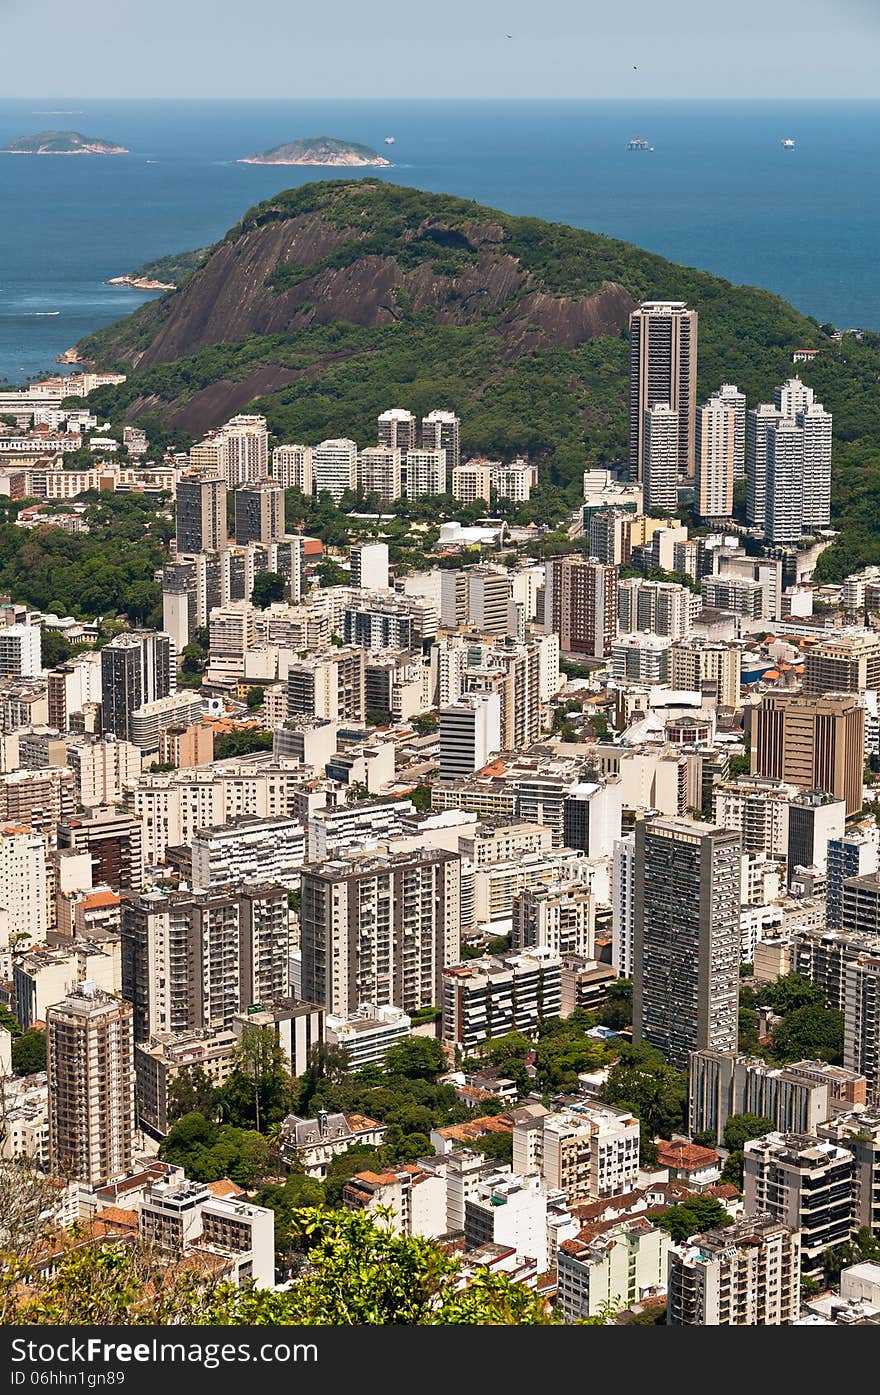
[80,180,880,578]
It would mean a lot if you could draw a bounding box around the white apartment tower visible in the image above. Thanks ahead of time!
[708,383,747,480]
[221,415,269,488]
[358,447,402,502]
[697,399,736,519]
[439,692,502,781]
[764,420,804,543]
[611,833,636,980]
[312,438,358,502]
[746,403,784,530]
[271,444,314,495]
[378,408,417,453]
[642,403,680,514]
[406,448,447,498]
[799,401,833,531]
[301,849,462,1016]
[350,542,389,591]
[421,410,461,471]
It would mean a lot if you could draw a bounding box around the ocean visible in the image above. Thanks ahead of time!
[1,97,879,386]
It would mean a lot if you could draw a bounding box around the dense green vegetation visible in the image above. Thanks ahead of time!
[598,1043,688,1165]
[122,247,209,287]
[2,1202,555,1325]
[739,973,845,1064]
[650,1195,733,1244]
[0,493,169,622]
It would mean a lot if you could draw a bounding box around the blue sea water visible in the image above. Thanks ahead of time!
[1,98,879,386]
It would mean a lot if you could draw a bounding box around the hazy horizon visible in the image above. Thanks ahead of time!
[1,0,877,101]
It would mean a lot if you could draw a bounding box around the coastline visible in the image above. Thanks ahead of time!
[237,156,391,168]
[2,147,129,156]
[106,274,175,291]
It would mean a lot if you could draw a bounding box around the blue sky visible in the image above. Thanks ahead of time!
[1,0,878,98]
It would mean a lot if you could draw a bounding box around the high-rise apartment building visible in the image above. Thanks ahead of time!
[669,638,741,708]
[439,692,501,781]
[642,403,680,513]
[827,824,880,930]
[378,408,417,453]
[0,826,47,947]
[221,415,269,489]
[350,542,389,591]
[0,624,41,679]
[801,633,880,700]
[628,300,698,481]
[743,1133,855,1276]
[688,1049,843,1144]
[421,410,460,471]
[121,884,288,1042]
[751,692,865,817]
[667,1216,801,1326]
[357,446,402,502]
[57,809,145,892]
[633,817,740,1069]
[47,982,134,1186]
[786,789,846,885]
[270,443,313,494]
[764,419,804,543]
[441,948,562,1051]
[512,882,595,959]
[287,648,366,723]
[301,849,462,1016]
[708,383,747,480]
[233,478,284,545]
[312,438,358,502]
[452,460,494,506]
[616,578,696,639]
[611,833,636,980]
[405,448,447,498]
[100,631,173,741]
[745,403,784,530]
[774,375,814,420]
[696,399,736,519]
[0,766,75,838]
[175,474,227,554]
[843,953,880,1101]
[467,567,511,634]
[799,401,833,531]
[545,556,618,658]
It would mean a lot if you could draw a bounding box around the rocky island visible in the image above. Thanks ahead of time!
[238,136,390,167]
[3,130,129,155]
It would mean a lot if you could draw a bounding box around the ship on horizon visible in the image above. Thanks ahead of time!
[627,136,653,151]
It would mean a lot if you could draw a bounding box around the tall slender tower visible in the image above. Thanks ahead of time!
[633,817,740,1069]
[47,983,134,1186]
[708,384,747,480]
[746,403,784,530]
[628,301,698,481]
[798,401,832,531]
[175,474,227,554]
[696,399,736,519]
[764,419,804,543]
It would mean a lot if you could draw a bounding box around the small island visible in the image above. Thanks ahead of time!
[3,130,129,155]
[238,136,390,167]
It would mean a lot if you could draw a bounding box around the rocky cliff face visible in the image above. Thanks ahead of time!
[105,203,635,373]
